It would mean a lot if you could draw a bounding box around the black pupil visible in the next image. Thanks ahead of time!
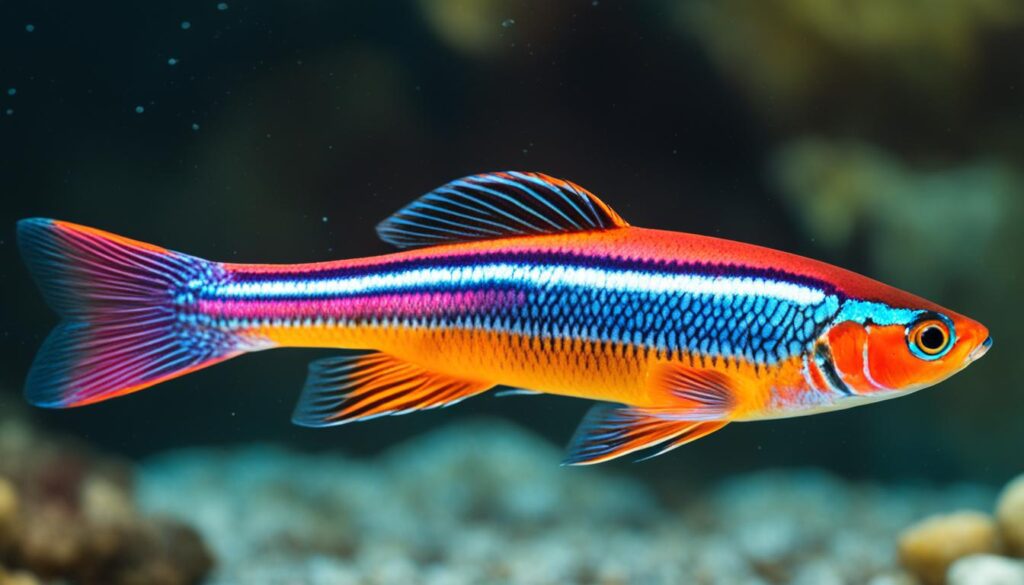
[920,326,946,351]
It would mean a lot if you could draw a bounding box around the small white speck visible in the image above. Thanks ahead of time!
[5,108,13,116]
[168,57,179,66]
[25,24,35,32]
[321,216,328,223]
[135,105,145,114]
[501,18,515,28]
[217,2,229,10]
[191,122,200,131]
[7,88,15,96]
[180,21,192,30]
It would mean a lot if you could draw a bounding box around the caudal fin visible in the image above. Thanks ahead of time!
[17,219,243,408]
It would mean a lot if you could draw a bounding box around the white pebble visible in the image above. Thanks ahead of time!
[947,554,1024,585]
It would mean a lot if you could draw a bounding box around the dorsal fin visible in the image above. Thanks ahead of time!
[376,171,630,249]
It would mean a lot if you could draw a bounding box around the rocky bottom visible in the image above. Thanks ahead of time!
[133,420,1023,585]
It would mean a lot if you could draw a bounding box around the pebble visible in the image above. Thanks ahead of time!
[791,560,845,585]
[0,567,41,585]
[81,476,135,527]
[997,474,1024,557]
[866,571,919,585]
[0,477,18,531]
[898,511,1003,585]
[947,554,1024,585]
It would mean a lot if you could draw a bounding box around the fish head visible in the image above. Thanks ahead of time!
[818,299,991,397]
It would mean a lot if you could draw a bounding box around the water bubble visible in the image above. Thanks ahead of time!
[25,24,35,33]
[6,88,15,96]
[217,2,229,10]
[168,57,179,66]
[191,123,200,131]
[180,21,191,30]
[501,18,515,28]
[135,105,145,114]
[321,216,329,223]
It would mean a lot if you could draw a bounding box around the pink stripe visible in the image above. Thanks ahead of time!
[200,289,523,323]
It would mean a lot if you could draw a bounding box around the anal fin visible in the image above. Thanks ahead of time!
[292,352,493,427]
[563,403,728,466]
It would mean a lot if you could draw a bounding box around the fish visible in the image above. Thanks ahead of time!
[16,171,992,465]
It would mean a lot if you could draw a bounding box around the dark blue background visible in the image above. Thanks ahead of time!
[1,1,1016,485]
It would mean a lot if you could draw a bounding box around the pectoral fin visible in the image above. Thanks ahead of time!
[562,403,728,465]
[651,362,740,416]
[292,352,493,426]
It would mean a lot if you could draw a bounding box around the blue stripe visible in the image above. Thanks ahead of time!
[213,266,842,365]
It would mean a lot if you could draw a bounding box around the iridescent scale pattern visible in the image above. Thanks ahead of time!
[203,252,842,366]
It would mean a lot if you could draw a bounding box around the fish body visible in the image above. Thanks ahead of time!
[17,172,991,464]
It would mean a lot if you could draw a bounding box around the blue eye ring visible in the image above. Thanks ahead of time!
[907,313,955,360]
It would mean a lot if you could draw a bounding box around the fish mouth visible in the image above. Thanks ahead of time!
[968,336,993,362]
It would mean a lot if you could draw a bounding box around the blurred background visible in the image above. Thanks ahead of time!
[2,0,1023,486]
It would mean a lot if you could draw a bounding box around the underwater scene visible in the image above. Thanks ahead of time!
[2,2,1024,584]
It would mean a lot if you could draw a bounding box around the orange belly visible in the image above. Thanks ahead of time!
[248,323,801,415]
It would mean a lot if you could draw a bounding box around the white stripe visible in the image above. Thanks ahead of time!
[217,263,826,305]
[801,352,823,394]
[861,325,888,391]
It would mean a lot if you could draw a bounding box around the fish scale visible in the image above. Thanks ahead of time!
[194,249,841,413]
[16,171,990,464]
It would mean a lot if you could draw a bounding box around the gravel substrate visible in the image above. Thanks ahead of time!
[137,420,1000,585]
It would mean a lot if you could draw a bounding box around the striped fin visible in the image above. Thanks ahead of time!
[376,171,629,249]
[562,404,728,466]
[17,219,243,408]
[292,352,494,426]
[653,364,738,412]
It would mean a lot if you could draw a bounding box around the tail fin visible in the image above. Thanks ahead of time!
[17,219,243,408]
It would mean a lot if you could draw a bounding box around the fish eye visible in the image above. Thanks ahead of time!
[907,317,953,360]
